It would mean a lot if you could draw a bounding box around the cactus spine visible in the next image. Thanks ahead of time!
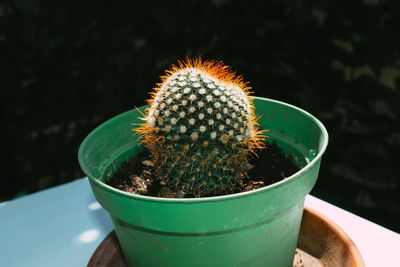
[136,58,264,197]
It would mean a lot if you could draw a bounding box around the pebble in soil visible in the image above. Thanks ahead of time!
[106,141,300,198]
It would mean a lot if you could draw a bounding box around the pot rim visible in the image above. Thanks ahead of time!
[78,96,328,203]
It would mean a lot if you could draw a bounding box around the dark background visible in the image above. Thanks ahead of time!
[1,0,399,232]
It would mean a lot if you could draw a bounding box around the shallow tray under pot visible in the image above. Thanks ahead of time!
[88,207,365,267]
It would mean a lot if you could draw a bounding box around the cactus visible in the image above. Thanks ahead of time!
[136,58,264,197]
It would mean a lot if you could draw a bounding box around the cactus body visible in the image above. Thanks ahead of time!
[137,59,263,197]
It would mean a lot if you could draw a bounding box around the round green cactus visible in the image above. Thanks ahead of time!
[136,58,264,197]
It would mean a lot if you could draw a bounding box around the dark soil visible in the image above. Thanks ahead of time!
[106,141,300,198]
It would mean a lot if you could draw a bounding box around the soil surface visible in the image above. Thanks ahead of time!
[106,141,300,198]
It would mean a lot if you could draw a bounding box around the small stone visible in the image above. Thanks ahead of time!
[142,160,154,167]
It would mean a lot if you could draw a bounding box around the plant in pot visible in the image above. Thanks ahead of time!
[78,58,328,267]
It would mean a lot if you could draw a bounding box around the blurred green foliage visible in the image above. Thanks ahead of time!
[1,0,399,231]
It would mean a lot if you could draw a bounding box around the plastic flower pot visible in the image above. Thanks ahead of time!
[78,96,328,267]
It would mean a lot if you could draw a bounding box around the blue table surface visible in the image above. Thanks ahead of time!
[0,178,114,267]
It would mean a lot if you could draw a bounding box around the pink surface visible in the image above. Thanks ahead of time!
[305,195,400,267]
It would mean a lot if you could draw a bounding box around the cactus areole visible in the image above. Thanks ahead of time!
[136,58,264,197]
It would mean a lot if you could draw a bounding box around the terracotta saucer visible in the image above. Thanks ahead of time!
[88,207,365,267]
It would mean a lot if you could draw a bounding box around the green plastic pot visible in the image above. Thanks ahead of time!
[78,96,328,267]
